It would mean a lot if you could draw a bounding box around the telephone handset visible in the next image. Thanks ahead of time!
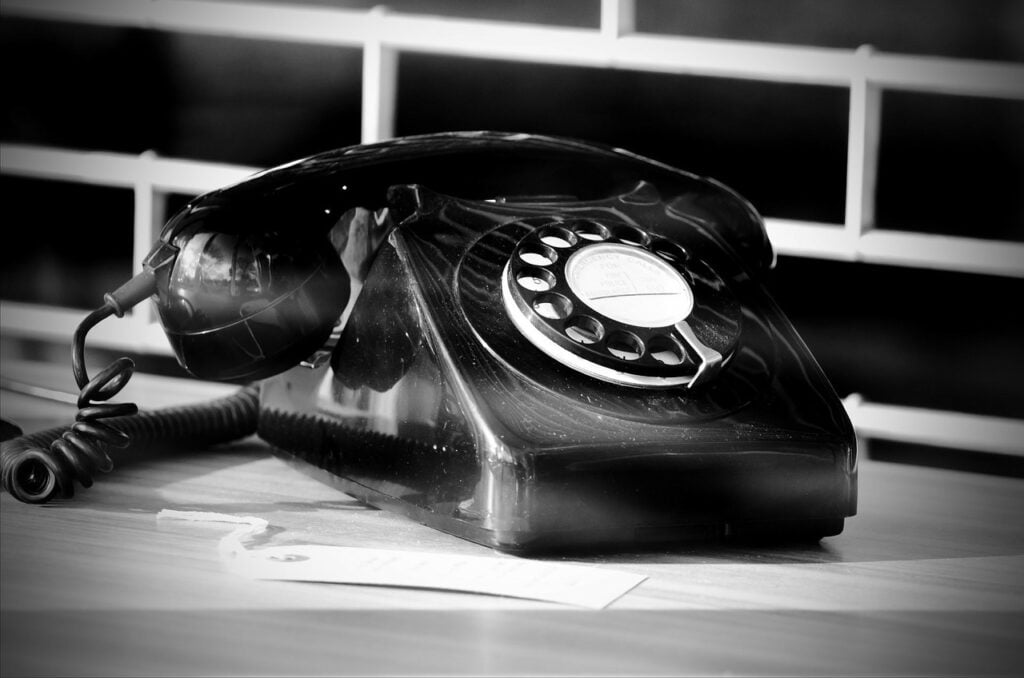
[1,132,856,553]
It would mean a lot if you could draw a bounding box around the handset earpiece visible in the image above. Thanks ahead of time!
[146,203,351,382]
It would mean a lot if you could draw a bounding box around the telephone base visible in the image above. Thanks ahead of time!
[269,442,845,553]
[259,402,853,554]
[252,166,856,554]
[286,447,845,552]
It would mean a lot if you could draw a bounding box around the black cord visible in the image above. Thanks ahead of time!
[1,303,260,504]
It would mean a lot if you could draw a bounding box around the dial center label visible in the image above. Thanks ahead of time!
[565,243,694,327]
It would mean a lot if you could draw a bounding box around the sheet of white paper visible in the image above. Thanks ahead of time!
[157,510,645,609]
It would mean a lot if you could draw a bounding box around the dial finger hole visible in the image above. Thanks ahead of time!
[516,267,556,292]
[651,238,689,264]
[570,220,611,242]
[610,225,650,247]
[564,316,604,345]
[533,293,573,320]
[538,226,578,249]
[518,243,558,266]
[607,331,644,361]
[648,334,686,366]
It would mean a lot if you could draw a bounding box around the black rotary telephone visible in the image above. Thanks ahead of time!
[1,132,856,552]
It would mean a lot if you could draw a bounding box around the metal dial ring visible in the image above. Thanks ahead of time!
[502,218,741,388]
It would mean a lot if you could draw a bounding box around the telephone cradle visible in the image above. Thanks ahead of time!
[2,132,856,553]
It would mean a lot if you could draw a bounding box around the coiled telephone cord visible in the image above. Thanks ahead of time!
[1,305,260,504]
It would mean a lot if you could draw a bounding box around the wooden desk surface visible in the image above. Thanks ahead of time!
[2,361,1022,676]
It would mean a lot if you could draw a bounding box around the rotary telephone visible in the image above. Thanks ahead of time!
[1,132,856,552]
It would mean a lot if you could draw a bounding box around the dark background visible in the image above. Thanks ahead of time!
[2,0,1022,471]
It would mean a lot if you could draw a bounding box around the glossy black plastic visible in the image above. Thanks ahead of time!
[150,131,855,552]
[142,203,350,382]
